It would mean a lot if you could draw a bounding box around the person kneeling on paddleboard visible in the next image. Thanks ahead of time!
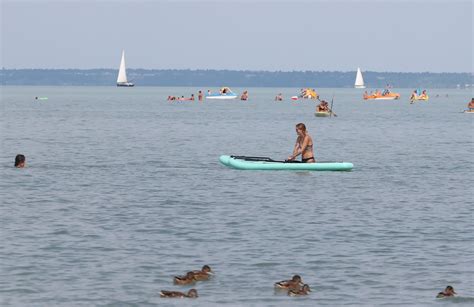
[287,123,315,163]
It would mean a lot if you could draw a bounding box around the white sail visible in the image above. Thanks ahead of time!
[354,67,366,88]
[117,50,128,83]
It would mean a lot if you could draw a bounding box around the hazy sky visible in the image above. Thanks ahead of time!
[1,0,472,72]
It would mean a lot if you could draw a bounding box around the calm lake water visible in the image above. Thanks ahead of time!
[1,86,473,306]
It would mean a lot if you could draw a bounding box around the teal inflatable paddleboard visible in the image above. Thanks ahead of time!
[219,155,353,171]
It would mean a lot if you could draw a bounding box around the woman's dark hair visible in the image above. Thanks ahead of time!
[15,154,25,167]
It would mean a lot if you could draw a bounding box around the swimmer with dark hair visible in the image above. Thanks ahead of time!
[15,154,26,168]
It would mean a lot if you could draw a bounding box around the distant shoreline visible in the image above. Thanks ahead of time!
[2,85,472,90]
[1,69,472,88]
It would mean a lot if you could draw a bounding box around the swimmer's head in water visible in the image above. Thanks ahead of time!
[15,154,26,168]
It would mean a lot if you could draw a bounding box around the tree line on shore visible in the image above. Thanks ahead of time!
[1,69,471,88]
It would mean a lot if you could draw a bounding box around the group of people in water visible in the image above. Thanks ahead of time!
[166,91,335,117]
[167,94,197,101]
[363,89,393,98]
[168,90,205,101]
[410,89,429,101]
[167,89,249,101]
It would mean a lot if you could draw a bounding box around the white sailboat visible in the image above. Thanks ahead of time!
[354,67,365,89]
[117,50,134,87]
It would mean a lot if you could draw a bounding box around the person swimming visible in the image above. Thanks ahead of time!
[436,286,456,298]
[14,154,26,168]
[287,123,315,163]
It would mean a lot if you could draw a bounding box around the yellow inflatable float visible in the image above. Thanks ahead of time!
[364,90,400,100]
[301,88,319,99]
[410,90,429,103]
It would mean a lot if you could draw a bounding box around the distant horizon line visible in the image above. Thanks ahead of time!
[1,68,472,74]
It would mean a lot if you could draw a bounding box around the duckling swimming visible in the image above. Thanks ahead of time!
[160,288,198,298]
[436,286,456,298]
[288,284,311,296]
[173,271,195,285]
[274,275,303,290]
[192,265,213,281]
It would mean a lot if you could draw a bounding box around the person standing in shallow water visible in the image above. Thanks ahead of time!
[240,90,248,101]
[15,154,26,168]
[198,91,203,101]
[287,123,315,163]
[468,98,474,110]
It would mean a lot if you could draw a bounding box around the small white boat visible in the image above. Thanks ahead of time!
[206,87,238,100]
[372,96,399,100]
[116,50,134,87]
[354,67,366,89]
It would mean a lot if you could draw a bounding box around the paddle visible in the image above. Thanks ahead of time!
[329,94,338,117]
[231,155,301,163]
[231,155,272,161]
